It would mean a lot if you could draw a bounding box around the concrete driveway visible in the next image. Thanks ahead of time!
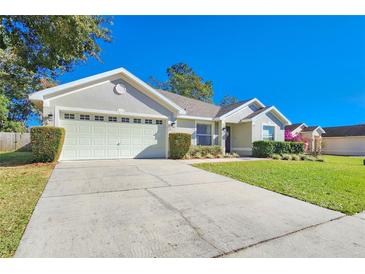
[16,159,365,257]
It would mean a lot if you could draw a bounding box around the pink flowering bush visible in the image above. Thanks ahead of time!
[285,129,304,142]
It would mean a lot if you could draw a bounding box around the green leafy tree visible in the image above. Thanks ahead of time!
[220,95,239,106]
[0,94,25,132]
[0,16,112,130]
[151,63,213,103]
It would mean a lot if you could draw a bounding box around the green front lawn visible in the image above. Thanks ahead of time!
[0,151,54,257]
[194,156,365,215]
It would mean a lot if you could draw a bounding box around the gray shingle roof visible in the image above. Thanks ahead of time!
[216,99,253,117]
[285,123,305,131]
[322,124,365,137]
[155,89,253,118]
[302,126,320,132]
[243,106,272,120]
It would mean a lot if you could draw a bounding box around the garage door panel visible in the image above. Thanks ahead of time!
[119,138,130,145]
[94,126,107,134]
[107,137,119,145]
[93,137,106,145]
[60,116,166,160]
[79,137,92,145]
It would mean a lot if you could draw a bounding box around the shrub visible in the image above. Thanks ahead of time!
[290,142,305,154]
[187,145,222,158]
[292,155,300,161]
[31,126,65,163]
[169,133,192,159]
[206,153,214,159]
[273,141,291,154]
[282,154,291,160]
[252,141,305,158]
[272,154,281,160]
[231,152,240,158]
[299,154,308,161]
[252,141,275,157]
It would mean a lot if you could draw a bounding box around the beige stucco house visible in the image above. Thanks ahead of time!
[29,68,291,160]
[322,124,365,156]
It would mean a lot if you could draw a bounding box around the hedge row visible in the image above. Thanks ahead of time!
[252,141,304,158]
[187,145,222,158]
[31,126,65,162]
[169,133,224,159]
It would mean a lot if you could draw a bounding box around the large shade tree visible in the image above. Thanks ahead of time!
[151,63,214,103]
[219,95,239,106]
[0,16,112,131]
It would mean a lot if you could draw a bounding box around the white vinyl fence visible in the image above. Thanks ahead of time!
[0,132,31,152]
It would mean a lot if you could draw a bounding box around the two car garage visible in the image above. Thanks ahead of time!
[59,112,167,160]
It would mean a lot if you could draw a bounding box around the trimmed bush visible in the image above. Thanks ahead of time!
[273,141,291,154]
[290,142,305,154]
[252,141,304,158]
[272,154,281,160]
[169,133,191,159]
[187,145,222,158]
[31,126,65,163]
[252,141,275,157]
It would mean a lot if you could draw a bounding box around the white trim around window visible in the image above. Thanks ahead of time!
[262,124,275,141]
[196,123,213,146]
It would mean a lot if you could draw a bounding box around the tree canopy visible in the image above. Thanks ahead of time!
[219,95,239,106]
[0,16,112,131]
[151,63,214,103]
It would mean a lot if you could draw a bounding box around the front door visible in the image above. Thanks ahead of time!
[225,126,231,153]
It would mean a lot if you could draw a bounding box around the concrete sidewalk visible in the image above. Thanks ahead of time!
[15,159,365,257]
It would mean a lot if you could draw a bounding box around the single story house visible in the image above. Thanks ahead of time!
[29,68,291,160]
[285,123,325,153]
[321,124,365,156]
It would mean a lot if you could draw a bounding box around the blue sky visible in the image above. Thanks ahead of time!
[55,16,365,127]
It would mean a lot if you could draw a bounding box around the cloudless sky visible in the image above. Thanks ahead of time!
[56,16,365,127]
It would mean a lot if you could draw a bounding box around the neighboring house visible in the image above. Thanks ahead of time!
[29,68,291,160]
[321,124,365,156]
[285,123,325,153]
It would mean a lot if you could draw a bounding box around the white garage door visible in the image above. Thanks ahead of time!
[59,113,166,160]
[322,137,365,156]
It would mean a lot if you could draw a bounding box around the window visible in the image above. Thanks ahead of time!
[156,120,163,125]
[121,117,130,123]
[64,113,75,120]
[108,116,117,122]
[94,115,104,121]
[80,114,90,120]
[145,119,152,124]
[263,125,275,141]
[133,118,141,124]
[196,124,212,145]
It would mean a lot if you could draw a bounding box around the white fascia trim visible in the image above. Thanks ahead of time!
[56,106,168,119]
[316,127,326,134]
[291,123,308,132]
[29,67,187,115]
[29,68,125,101]
[240,106,291,125]
[218,98,265,120]
[177,115,215,121]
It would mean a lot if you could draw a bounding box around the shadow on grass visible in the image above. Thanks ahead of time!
[0,151,34,167]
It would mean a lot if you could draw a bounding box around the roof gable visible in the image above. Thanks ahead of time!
[29,67,187,115]
[240,106,291,125]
